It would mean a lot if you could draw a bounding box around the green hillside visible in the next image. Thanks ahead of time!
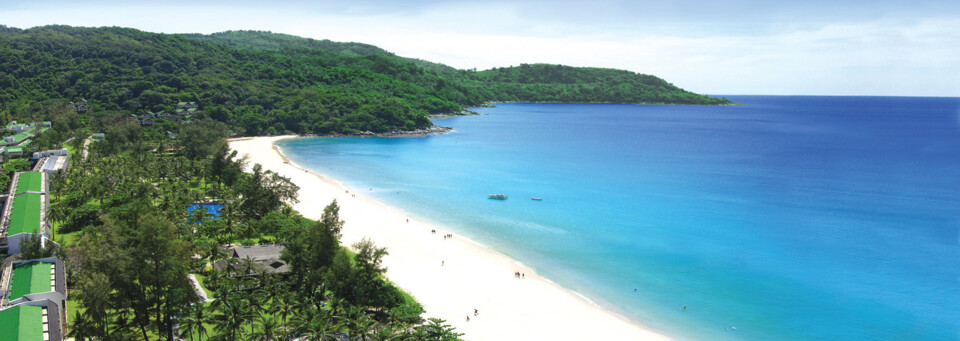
[0,25,732,136]
[181,30,394,57]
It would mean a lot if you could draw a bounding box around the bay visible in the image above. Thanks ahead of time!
[278,96,960,340]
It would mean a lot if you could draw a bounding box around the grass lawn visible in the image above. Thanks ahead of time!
[193,274,216,299]
[51,220,79,247]
[63,143,76,156]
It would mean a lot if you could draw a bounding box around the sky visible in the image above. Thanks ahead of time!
[2,0,959,96]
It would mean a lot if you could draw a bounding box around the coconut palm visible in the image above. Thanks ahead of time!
[269,291,295,332]
[240,256,257,276]
[369,322,406,341]
[250,312,282,341]
[210,293,254,340]
[413,318,463,341]
[293,305,343,341]
[177,303,207,341]
[343,305,376,340]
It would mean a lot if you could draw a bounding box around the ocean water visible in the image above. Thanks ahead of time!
[278,97,960,340]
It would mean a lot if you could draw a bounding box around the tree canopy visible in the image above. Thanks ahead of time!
[0,25,733,137]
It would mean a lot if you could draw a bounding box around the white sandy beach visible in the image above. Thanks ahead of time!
[230,135,671,341]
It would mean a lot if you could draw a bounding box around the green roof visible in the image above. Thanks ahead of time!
[15,172,42,194]
[0,305,44,341]
[8,261,52,301]
[5,146,23,154]
[8,193,42,236]
[4,124,28,132]
[9,132,31,143]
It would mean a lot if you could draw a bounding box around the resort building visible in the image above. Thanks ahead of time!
[72,99,88,114]
[3,130,35,146]
[0,156,68,340]
[0,257,67,341]
[32,150,71,175]
[31,149,68,160]
[0,299,64,341]
[0,172,53,256]
[178,101,199,109]
[1,146,26,158]
[10,171,46,195]
[0,258,67,311]
[214,245,289,276]
[4,122,31,134]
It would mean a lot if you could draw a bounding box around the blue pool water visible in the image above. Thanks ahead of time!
[187,203,224,219]
[277,97,960,340]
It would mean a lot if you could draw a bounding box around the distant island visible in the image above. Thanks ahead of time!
[0,25,733,136]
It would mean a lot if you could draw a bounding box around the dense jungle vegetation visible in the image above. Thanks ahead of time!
[0,25,732,136]
[24,106,463,340]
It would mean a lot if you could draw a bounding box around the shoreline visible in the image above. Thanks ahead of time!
[230,135,671,340]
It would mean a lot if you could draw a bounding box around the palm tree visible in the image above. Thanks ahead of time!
[178,303,207,341]
[293,306,343,341]
[206,268,223,289]
[343,305,376,340]
[223,257,241,277]
[301,320,342,341]
[194,303,210,341]
[68,310,96,340]
[369,322,406,341]
[210,293,254,340]
[249,312,282,341]
[414,318,463,341]
[48,202,67,240]
[240,256,257,276]
[269,291,295,333]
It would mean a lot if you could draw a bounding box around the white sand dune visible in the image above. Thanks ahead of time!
[230,135,670,341]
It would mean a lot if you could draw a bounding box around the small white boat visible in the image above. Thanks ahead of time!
[488,194,508,199]
[531,197,543,201]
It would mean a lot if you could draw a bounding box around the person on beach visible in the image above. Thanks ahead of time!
[442,260,445,266]
[474,309,478,316]
[466,316,470,322]
[522,273,525,279]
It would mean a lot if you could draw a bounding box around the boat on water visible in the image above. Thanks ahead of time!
[531,197,543,201]
[488,194,508,199]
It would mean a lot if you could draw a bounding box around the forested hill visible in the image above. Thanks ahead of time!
[181,30,395,56]
[181,30,459,74]
[0,25,732,136]
[475,64,719,104]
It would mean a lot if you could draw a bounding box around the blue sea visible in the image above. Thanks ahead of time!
[278,96,960,340]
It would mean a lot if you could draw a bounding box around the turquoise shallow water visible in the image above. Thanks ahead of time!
[278,96,960,340]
